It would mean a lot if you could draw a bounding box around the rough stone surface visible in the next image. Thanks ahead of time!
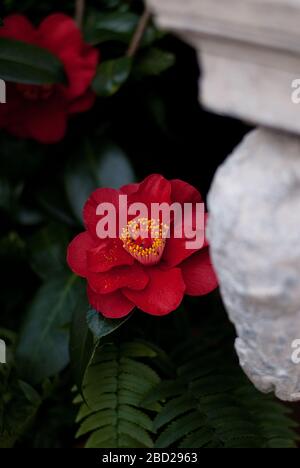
[207,128,300,401]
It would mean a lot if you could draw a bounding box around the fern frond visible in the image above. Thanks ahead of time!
[0,336,41,447]
[75,341,161,448]
[149,339,299,449]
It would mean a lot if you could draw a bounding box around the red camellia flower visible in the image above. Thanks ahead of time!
[0,14,99,143]
[67,174,218,318]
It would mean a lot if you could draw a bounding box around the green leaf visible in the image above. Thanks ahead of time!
[0,340,42,448]
[28,224,69,280]
[76,409,116,437]
[155,412,204,448]
[0,178,23,213]
[134,48,176,78]
[16,275,84,384]
[37,185,76,227]
[84,10,162,47]
[70,296,98,396]
[65,139,135,222]
[0,386,41,448]
[180,428,215,449]
[119,420,153,447]
[153,395,196,431]
[0,232,25,259]
[120,341,158,359]
[87,308,132,340]
[96,141,135,188]
[0,179,13,211]
[119,405,153,432]
[84,11,139,44]
[18,380,41,406]
[149,334,299,448]
[92,57,132,97]
[0,37,67,84]
[74,342,160,448]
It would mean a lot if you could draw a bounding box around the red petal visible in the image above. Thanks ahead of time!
[170,179,202,204]
[0,85,23,132]
[0,15,36,43]
[25,95,67,143]
[87,238,134,273]
[60,47,99,101]
[88,264,149,295]
[203,213,209,248]
[163,238,194,268]
[126,174,171,208]
[0,106,7,128]
[39,14,99,100]
[120,182,140,195]
[38,14,83,53]
[1,91,36,140]
[87,285,135,318]
[67,232,97,278]
[163,207,206,267]
[123,267,185,316]
[68,89,96,114]
[83,188,120,239]
[180,248,218,296]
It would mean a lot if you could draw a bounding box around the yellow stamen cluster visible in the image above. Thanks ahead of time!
[125,237,164,258]
[120,218,169,265]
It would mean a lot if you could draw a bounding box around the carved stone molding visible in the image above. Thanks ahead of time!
[147,0,300,134]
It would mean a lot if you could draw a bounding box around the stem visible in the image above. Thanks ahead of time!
[75,0,85,29]
[127,7,152,58]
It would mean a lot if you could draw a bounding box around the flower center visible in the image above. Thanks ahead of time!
[16,83,54,101]
[120,218,169,266]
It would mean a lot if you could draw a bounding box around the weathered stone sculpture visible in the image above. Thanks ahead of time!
[147,0,300,401]
[208,128,300,401]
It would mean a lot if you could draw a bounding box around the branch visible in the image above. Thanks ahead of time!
[75,0,85,29]
[127,7,152,58]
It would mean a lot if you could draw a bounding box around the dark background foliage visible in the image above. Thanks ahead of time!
[0,0,297,449]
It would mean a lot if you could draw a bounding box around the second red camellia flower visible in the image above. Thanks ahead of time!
[0,14,99,143]
[67,174,218,318]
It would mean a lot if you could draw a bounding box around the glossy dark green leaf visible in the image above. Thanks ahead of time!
[84,10,162,47]
[28,224,69,280]
[0,232,25,259]
[87,308,132,340]
[70,308,133,394]
[134,48,176,78]
[0,338,42,448]
[0,133,45,180]
[37,185,75,227]
[92,57,132,97]
[18,380,41,406]
[84,11,138,44]
[0,179,11,211]
[0,381,41,448]
[0,37,67,84]
[16,275,85,384]
[100,0,123,9]
[65,139,135,222]
[70,297,98,395]
[0,178,22,213]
